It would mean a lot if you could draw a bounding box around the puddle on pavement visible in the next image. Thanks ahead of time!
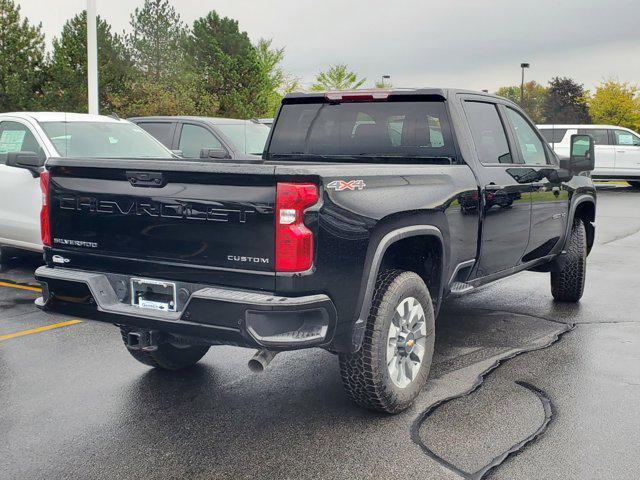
[431,306,567,378]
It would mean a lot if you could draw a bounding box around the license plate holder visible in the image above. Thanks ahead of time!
[131,278,177,312]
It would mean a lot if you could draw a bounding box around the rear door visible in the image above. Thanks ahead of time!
[461,98,532,277]
[612,128,640,175]
[503,107,568,261]
[0,119,47,250]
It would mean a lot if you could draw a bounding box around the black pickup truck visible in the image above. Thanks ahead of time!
[31,89,596,413]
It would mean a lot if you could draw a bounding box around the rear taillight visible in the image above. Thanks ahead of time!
[275,182,318,272]
[40,171,51,247]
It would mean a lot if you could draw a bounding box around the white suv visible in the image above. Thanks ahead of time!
[537,124,640,187]
[0,112,174,265]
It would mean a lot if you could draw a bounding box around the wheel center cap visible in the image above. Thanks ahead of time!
[397,332,416,355]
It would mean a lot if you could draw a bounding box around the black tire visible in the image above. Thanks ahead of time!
[0,246,10,264]
[551,219,586,302]
[120,327,209,371]
[628,181,640,189]
[0,247,15,271]
[339,270,435,414]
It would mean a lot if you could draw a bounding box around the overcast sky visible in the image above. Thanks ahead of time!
[17,0,640,92]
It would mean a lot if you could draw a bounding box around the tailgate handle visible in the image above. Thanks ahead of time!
[126,171,164,188]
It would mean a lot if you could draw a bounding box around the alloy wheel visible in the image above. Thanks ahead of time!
[386,296,428,388]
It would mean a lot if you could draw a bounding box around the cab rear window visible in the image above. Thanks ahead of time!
[267,100,455,161]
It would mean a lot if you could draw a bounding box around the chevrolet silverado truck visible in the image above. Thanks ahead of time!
[30,89,596,414]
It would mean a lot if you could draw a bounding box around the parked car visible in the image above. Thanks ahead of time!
[538,124,640,188]
[129,116,271,160]
[0,112,174,265]
[256,118,274,128]
[34,89,596,414]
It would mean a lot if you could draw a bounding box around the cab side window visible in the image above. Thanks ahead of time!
[613,129,640,147]
[178,124,224,158]
[464,101,513,164]
[136,122,175,148]
[577,129,610,145]
[0,121,44,165]
[505,108,548,165]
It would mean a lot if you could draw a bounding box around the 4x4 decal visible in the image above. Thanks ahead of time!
[327,180,366,191]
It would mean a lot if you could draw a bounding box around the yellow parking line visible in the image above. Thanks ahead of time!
[0,281,41,293]
[0,320,82,341]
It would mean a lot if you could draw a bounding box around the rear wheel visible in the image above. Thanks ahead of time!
[339,270,435,414]
[0,247,14,270]
[551,219,586,302]
[120,327,209,371]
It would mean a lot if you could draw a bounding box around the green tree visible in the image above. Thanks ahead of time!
[255,38,299,116]
[127,0,186,80]
[542,77,590,124]
[109,74,218,117]
[495,81,548,123]
[0,0,45,111]
[113,0,219,117]
[186,11,269,118]
[311,64,366,91]
[374,79,393,89]
[589,80,640,131]
[42,11,133,113]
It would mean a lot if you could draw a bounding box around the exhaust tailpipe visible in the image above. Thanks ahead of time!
[248,349,278,373]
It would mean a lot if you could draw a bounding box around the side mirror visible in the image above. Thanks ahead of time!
[6,151,45,177]
[200,148,229,159]
[562,134,595,173]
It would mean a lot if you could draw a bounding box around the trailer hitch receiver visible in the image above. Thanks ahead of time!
[125,330,161,352]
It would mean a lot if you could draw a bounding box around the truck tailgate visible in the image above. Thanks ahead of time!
[47,160,277,285]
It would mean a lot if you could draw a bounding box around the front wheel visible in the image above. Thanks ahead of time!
[339,270,435,414]
[120,328,210,371]
[551,219,587,302]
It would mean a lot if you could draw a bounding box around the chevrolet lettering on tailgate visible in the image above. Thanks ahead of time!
[59,195,259,224]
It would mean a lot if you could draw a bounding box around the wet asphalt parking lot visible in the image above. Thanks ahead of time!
[0,185,639,480]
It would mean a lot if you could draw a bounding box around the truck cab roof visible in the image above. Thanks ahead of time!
[283,88,505,102]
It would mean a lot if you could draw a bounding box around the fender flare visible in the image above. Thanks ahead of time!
[349,225,445,353]
[562,195,596,251]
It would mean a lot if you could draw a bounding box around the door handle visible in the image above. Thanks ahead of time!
[617,150,626,153]
[126,170,165,188]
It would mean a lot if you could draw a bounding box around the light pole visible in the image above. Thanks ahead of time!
[87,0,99,114]
[381,75,391,88]
[520,63,530,105]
